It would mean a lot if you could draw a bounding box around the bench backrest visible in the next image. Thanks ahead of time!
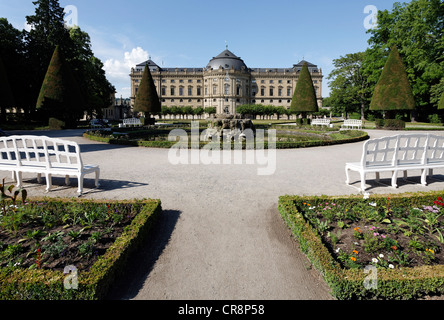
[344,120,362,125]
[395,134,428,166]
[361,135,399,168]
[426,134,444,164]
[312,119,330,124]
[124,118,141,124]
[0,136,83,170]
[361,134,444,168]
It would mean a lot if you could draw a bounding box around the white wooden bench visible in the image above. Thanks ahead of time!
[311,118,331,127]
[0,136,100,196]
[341,119,362,130]
[345,134,444,191]
[120,118,142,128]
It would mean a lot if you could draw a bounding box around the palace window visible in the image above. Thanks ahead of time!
[197,87,202,96]
[287,88,292,96]
[179,87,184,96]
[171,87,175,96]
[213,86,217,95]
[224,84,230,95]
[269,87,274,97]
[188,86,193,96]
[261,87,265,96]
[278,88,282,97]
[162,87,166,96]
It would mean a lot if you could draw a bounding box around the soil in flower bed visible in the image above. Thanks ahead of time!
[0,200,139,272]
[299,198,444,270]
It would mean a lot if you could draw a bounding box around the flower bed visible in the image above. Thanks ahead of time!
[0,191,162,300]
[278,191,444,300]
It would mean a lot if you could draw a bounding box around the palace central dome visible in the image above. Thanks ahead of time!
[206,49,248,71]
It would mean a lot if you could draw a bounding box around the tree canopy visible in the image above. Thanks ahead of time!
[365,0,443,118]
[0,0,115,125]
[290,63,319,115]
[370,46,415,113]
[327,52,372,119]
[133,65,161,116]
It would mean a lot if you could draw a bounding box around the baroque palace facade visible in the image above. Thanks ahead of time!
[130,48,323,115]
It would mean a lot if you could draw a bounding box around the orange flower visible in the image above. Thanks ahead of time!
[353,250,359,255]
[350,257,356,262]
[391,246,397,251]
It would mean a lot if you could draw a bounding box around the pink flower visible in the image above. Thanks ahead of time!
[373,232,379,236]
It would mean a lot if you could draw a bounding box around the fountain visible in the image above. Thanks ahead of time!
[205,114,256,142]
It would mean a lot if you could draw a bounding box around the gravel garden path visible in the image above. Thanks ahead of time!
[5,128,444,300]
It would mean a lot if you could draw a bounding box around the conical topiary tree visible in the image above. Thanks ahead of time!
[133,64,161,124]
[36,45,84,128]
[0,55,14,123]
[370,46,415,118]
[290,62,319,119]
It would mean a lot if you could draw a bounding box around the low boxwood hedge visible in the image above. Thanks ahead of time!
[0,198,162,300]
[83,130,369,150]
[278,191,444,300]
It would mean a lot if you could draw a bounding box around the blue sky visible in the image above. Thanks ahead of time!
[2,0,400,98]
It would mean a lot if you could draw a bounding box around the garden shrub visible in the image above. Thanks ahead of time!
[384,119,406,130]
[279,191,444,300]
[48,117,65,130]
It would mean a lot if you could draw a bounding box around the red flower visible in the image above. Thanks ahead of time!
[434,196,444,206]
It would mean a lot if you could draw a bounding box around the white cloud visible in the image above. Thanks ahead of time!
[103,47,150,98]
[103,47,149,81]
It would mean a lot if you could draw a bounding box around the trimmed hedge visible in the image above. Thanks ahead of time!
[83,130,369,150]
[375,119,406,130]
[0,198,162,300]
[279,191,444,300]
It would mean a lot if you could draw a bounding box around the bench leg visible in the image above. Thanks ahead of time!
[45,173,52,192]
[37,173,42,184]
[391,171,398,188]
[65,175,70,186]
[375,172,380,183]
[94,169,100,188]
[360,172,367,191]
[345,167,350,185]
[421,168,428,186]
[15,171,23,188]
[77,175,84,196]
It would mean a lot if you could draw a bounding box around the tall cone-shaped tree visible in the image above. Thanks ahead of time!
[133,64,161,122]
[290,62,319,118]
[36,45,84,128]
[0,55,14,123]
[370,46,415,118]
